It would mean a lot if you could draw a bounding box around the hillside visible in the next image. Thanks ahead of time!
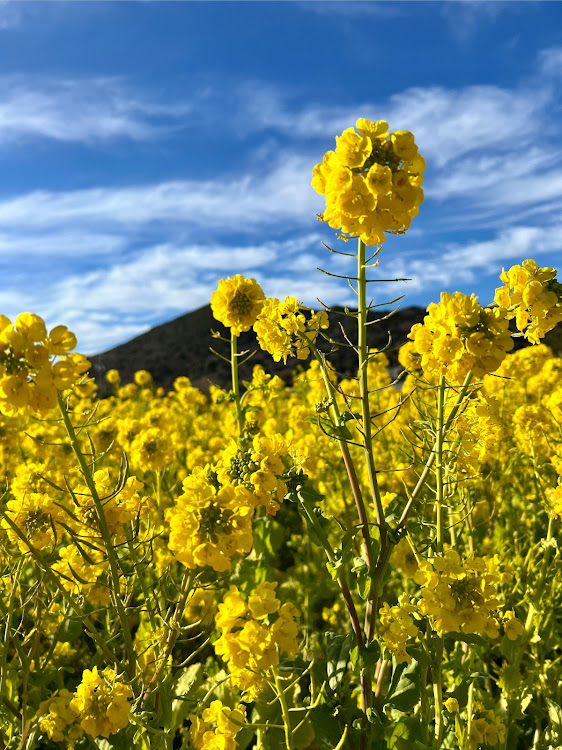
[89,305,427,394]
[89,303,557,395]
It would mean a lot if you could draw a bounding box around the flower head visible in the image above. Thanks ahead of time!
[211,276,265,336]
[312,118,424,245]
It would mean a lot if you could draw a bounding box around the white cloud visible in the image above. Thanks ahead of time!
[0,230,127,257]
[538,46,562,76]
[237,80,550,168]
[0,154,322,231]
[1,234,327,352]
[0,75,190,145]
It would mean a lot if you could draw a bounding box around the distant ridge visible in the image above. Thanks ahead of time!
[89,304,427,394]
[89,303,554,395]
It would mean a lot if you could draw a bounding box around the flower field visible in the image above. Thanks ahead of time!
[1,120,562,750]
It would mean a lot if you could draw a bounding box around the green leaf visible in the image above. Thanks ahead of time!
[298,504,330,548]
[297,484,325,504]
[326,632,352,692]
[350,640,380,673]
[170,664,204,732]
[386,659,420,712]
[546,698,562,741]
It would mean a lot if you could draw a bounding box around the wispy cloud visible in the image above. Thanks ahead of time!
[0,75,190,146]
[538,46,562,77]
[0,154,322,231]
[2,46,562,354]
[3,233,335,353]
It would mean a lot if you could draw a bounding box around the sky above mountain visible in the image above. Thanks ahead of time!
[1,0,562,353]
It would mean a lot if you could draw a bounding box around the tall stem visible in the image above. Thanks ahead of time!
[273,666,295,750]
[435,375,446,553]
[57,394,137,681]
[304,335,375,579]
[432,375,447,747]
[231,332,243,434]
[357,239,386,545]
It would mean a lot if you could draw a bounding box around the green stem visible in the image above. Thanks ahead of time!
[357,239,386,545]
[432,376,447,748]
[435,376,446,553]
[141,568,194,708]
[231,332,243,434]
[525,516,555,631]
[57,393,137,681]
[272,666,295,750]
[432,638,444,747]
[305,335,375,576]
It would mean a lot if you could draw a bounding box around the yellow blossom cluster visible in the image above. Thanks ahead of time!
[546,481,562,518]
[190,700,247,750]
[254,297,329,363]
[495,259,562,344]
[454,392,506,475]
[408,292,514,382]
[0,313,89,416]
[166,468,254,572]
[378,593,419,663]
[312,118,425,245]
[214,582,300,699]
[39,667,132,742]
[414,549,523,638]
[469,704,507,747]
[211,275,265,335]
[216,433,289,515]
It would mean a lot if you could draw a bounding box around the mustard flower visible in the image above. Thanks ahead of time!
[312,118,424,245]
[70,667,132,739]
[211,275,265,335]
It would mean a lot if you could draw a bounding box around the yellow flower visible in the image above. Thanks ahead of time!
[211,275,265,335]
[495,259,562,343]
[70,667,132,739]
[444,697,459,713]
[38,690,80,743]
[0,312,89,416]
[254,297,328,364]
[134,369,152,386]
[312,118,424,245]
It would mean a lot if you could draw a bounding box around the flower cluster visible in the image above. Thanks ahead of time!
[39,667,132,741]
[494,259,562,343]
[312,118,425,245]
[38,690,82,748]
[469,704,507,747]
[216,433,289,515]
[454,392,506,475]
[408,292,514,382]
[166,468,254,572]
[0,313,89,416]
[378,594,419,663]
[71,470,146,540]
[190,700,246,750]
[254,297,329,363]
[214,582,300,699]
[414,549,521,638]
[211,275,265,335]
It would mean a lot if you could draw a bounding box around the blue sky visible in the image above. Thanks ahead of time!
[1,0,562,354]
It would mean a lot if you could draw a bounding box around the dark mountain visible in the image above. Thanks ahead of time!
[89,305,427,394]
[89,304,559,396]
